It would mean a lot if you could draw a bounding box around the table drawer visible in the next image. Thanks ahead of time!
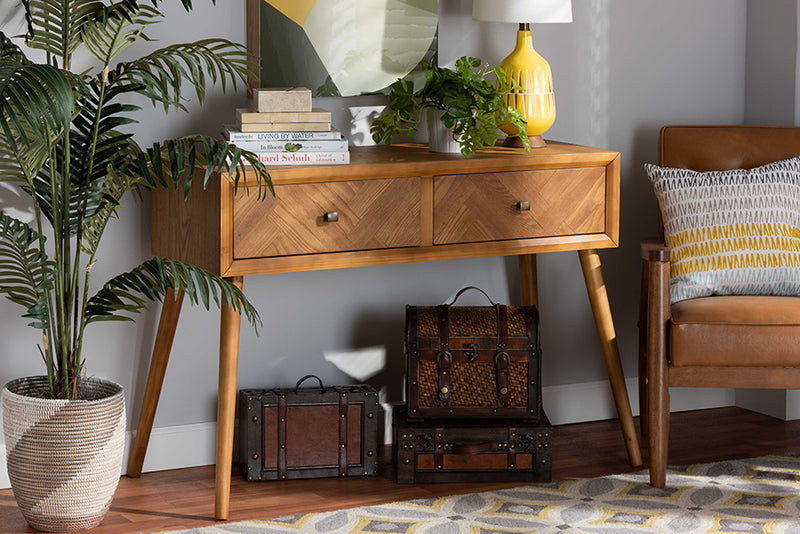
[233,177,421,258]
[433,168,606,245]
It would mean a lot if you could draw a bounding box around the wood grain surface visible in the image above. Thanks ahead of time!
[2,407,797,534]
[433,168,606,245]
[233,177,421,258]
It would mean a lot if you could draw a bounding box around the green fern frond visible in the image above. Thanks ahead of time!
[0,211,54,329]
[85,257,261,332]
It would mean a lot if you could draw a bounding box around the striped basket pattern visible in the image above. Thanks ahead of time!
[645,156,800,303]
[2,376,125,532]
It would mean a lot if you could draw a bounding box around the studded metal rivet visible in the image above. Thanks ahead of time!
[341,444,346,448]
[248,397,252,401]
[247,406,251,411]
[252,453,259,460]
[281,475,286,479]
[403,459,410,465]
[510,464,515,468]
[368,451,374,457]
[341,414,345,418]
[368,413,374,418]
[247,466,252,471]
[541,459,547,464]
[281,417,285,422]
[281,394,286,399]
[280,444,286,449]
[252,416,258,422]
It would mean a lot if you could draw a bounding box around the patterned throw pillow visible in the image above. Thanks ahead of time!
[645,157,800,304]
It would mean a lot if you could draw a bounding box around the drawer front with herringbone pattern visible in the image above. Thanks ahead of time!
[433,168,606,245]
[233,177,421,257]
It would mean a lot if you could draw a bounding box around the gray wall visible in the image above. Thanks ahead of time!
[0,1,748,431]
[745,0,797,125]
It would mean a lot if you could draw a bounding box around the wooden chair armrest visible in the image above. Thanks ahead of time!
[641,239,671,263]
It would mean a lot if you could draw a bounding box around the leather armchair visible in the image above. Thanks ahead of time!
[639,125,800,487]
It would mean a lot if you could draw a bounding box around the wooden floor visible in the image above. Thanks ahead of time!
[2,406,800,533]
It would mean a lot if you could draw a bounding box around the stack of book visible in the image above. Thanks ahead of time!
[224,87,349,166]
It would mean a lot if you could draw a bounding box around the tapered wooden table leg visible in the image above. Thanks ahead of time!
[578,249,643,467]
[128,288,185,477]
[215,276,244,521]
[519,254,539,306]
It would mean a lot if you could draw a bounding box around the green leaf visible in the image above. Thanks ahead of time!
[0,211,54,329]
[83,5,162,65]
[85,257,261,332]
[112,38,252,112]
[137,135,274,200]
[0,52,74,148]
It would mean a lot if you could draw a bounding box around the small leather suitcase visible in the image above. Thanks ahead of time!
[405,287,541,420]
[393,404,552,483]
[239,375,380,481]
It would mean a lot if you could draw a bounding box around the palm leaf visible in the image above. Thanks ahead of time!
[111,38,252,111]
[85,256,261,332]
[0,52,74,149]
[81,164,144,256]
[82,4,162,65]
[133,135,273,200]
[0,211,54,329]
[21,0,141,61]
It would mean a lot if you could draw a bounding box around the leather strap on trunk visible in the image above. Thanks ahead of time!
[277,393,288,480]
[495,304,510,406]
[436,305,451,404]
[338,390,348,476]
[526,306,539,417]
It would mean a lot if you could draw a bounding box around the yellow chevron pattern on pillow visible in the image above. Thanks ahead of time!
[645,157,800,303]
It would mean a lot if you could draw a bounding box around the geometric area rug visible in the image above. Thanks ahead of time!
[157,454,800,533]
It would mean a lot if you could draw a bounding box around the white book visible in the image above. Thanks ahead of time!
[231,138,349,153]
[257,151,350,166]
[223,125,343,142]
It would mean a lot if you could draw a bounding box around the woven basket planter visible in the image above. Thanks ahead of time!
[2,376,126,532]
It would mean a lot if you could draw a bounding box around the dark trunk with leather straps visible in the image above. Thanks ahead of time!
[239,375,379,481]
[405,287,542,420]
[393,404,552,483]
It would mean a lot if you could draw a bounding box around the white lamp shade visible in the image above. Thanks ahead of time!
[472,0,572,23]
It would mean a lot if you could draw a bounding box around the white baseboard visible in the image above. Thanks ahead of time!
[0,378,735,489]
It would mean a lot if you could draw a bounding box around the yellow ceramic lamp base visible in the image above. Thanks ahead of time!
[501,29,556,147]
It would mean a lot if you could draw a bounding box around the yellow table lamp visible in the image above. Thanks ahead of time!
[472,0,572,148]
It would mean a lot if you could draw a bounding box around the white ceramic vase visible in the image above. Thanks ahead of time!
[425,108,463,154]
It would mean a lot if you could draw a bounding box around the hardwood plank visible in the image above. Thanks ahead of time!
[1,407,798,533]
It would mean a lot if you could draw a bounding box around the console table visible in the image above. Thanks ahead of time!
[128,142,641,520]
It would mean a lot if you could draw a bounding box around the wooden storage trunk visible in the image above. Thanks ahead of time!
[239,376,379,481]
[393,404,552,483]
[406,287,542,420]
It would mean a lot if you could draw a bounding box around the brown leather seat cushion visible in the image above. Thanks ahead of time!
[670,296,800,367]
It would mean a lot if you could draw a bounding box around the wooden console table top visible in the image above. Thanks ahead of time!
[129,141,641,520]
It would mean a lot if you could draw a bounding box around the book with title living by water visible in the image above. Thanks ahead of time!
[223,125,343,142]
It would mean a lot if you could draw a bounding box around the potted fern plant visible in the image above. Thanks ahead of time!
[370,56,531,157]
[0,1,269,530]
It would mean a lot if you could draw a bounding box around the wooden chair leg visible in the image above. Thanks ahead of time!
[638,260,649,438]
[646,259,670,487]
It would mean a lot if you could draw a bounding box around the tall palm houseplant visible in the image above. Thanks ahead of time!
[0,0,270,530]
